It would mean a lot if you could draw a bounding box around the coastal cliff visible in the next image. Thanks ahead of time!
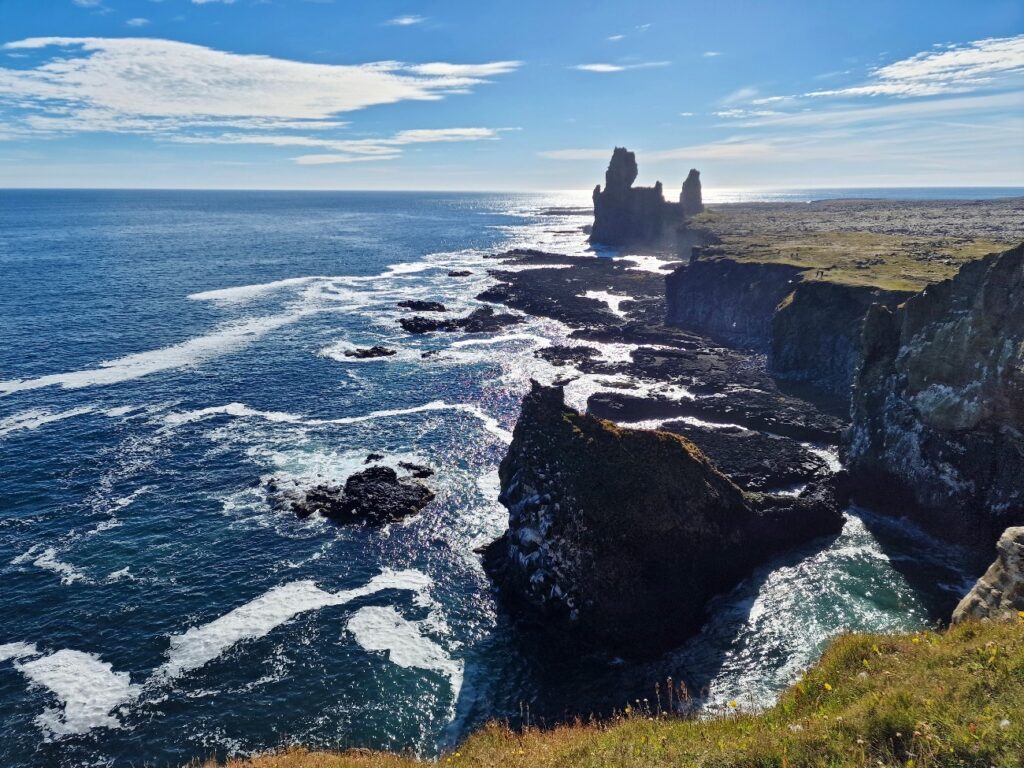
[484,382,843,655]
[589,147,689,248]
[845,243,1024,540]
[665,258,909,399]
[953,527,1024,623]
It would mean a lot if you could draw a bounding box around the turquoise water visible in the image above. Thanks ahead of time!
[0,190,983,766]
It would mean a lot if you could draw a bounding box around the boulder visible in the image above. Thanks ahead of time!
[343,345,397,359]
[398,300,447,312]
[680,168,703,218]
[845,243,1024,541]
[952,527,1024,623]
[484,382,843,656]
[447,270,473,277]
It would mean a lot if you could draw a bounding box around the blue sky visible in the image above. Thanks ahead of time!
[0,0,1021,190]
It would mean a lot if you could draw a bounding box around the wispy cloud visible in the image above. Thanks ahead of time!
[174,126,509,164]
[125,18,150,27]
[574,61,670,73]
[0,38,521,135]
[607,34,625,42]
[192,0,237,5]
[807,35,1024,98]
[71,0,102,6]
[386,15,426,26]
[721,86,760,104]
[703,51,721,58]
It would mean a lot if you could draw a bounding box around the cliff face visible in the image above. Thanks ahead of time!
[953,527,1024,623]
[846,243,1024,539]
[665,258,911,401]
[485,382,843,655]
[771,281,912,398]
[665,258,800,348]
[590,147,686,247]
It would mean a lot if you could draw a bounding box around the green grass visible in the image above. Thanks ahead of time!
[202,618,1024,768]
[711,232,1007,292]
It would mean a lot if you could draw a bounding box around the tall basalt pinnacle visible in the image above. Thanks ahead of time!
[681,168,704,217]
[603,146,638,194]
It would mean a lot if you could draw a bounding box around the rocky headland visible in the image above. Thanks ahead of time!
[483,382,842,656]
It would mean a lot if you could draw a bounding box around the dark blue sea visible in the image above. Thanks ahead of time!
[0,189,998,767]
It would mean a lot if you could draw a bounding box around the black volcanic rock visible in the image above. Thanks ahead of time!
[484,382,843,656]
[398,300,447,312]
[845,243,1024,542]
[589,147,686,247]
[398,461,434,478]
[398,306,523,334]
[680,168,704,218]
[659,421,830,492]
[343,345,397,359]
[273,467,434,525]
[447,270,473,277]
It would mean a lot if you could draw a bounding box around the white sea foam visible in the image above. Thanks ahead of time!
[188,276,330,303]
[4,568,440,739]
[0,642,40,662]
[623,254,679,273]
[450,333,550,349]
[164,400,513,443]
[0,406,95,438]
[30,548,90,585]
[153,568,433,683]
[0,313,307,394]
[347,606,463,703]
[581,290,629,318]
[17,650,141,737]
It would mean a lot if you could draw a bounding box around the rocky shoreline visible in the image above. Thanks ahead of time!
[473,151,1023,656]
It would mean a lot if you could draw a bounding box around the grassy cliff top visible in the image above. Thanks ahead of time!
[201,618,1024,768]
[691,199,1022,291]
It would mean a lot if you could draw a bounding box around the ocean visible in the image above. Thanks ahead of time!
[0,188,1005,767]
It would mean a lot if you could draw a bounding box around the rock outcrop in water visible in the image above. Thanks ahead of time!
[953,527,1024,623]
[398,306,522,334]
[589,147,686,248]
[845,243,1024,541]
[271,466,434,525]
[680,168,703,218]
[484,382,844,655]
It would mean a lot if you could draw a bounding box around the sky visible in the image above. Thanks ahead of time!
[0,0,1021,190]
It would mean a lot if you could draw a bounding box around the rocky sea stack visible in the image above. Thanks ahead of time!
[845,242,1024,541]
[484,382,844,656]
[589,147,693,248]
